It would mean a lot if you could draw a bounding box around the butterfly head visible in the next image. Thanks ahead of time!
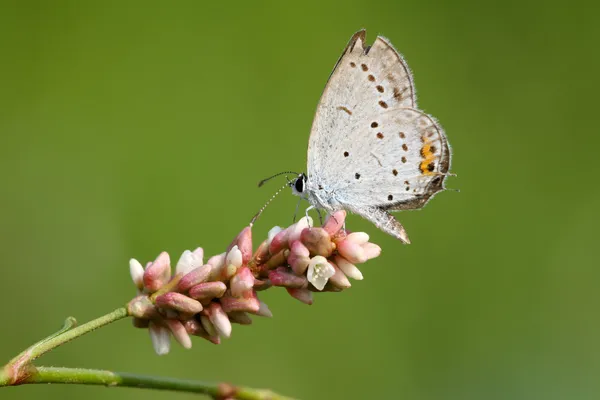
[290,173,308,197]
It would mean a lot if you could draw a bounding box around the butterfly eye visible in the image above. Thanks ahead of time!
[294,177,304,193]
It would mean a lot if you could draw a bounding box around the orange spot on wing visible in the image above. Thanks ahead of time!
[419,138,436,175]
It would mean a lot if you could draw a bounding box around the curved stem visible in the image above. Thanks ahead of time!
[15,367,295,400]
[3,307,129,384]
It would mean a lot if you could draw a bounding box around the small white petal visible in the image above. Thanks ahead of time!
[129,258,145,290]
[209,306,232,338]
[267,226,283,246]
[226,245,243,268]
[200,315,218,337]
[175,250,203,275]
[149,322,171,356]
[335,256,364,280]
[346,232,370,245]
[307,256,335,291]
[288,216,313,242]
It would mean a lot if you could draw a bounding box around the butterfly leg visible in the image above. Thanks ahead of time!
[316,208,323,225]
[304,206,314,227]
[292,197,302,223]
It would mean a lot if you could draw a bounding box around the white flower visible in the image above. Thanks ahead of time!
[148,321,171,355]
[175,248,204,275]
[307,256,335,291]
[129,258,145,290]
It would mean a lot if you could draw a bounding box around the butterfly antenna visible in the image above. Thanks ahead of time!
[258,171,300,187]
[250,182,289,226]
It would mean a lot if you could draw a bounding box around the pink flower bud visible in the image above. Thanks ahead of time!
[301,228,335,257]
[207,302,232,338]
[200,315,218,338]
[288,216,313,243]
[267,226,283,246]
[268,227,290,255]
[327,261,351,289]
[362,242,381,260]
[336,238,367,264]
[334,255,363,280]
[143,252,171,292]
[227,311,253,325]
[229,226,252,264]
[230,266,254,297]
[288,240,311,275]
[322,210,346,236]
[286,288,313,305]
[183,319,221,344]
[188,282,227,301]
[129,258,145,291]
[165,319,192,349]
[207,252,226,269]
[220,291,260,313]
[155,292,203,314]
[175,249,204,275]
[268,267,308,289]
[346,232,370,245]
[226,245,243,268]
[148,321,171,355]
[177,264,212,292]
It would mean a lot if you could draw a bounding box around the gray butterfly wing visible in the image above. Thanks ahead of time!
[306,30,451,242]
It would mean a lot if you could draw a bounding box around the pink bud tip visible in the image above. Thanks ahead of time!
[288,216,313,243]
[165,319,192,349]
[230,266,255,297]
[143,251,171,292]
[229,226,253,264]
[220,291,260,313]
[334,255,363,280]
[175,249,204,275]
[149,321,171,355]
[336,238,367,264]
[286,288,314,305]
[188,281,227,301]
[328,261,352,289]
[177,265,212,292]
[129,259,145,290]
[155,292,203,314]
[207,302,232,338]
[225,245,243,270]
[322,210,346,236]
[288,240,311,275]
[362,242,381,260]
[268,228,290,255]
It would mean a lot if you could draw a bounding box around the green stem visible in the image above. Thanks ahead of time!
[14,367,295,400]
[2,307,129,385]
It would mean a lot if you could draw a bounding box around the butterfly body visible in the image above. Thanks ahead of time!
[292,30,452,244]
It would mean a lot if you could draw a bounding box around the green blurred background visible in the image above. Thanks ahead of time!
[1,1,598,399]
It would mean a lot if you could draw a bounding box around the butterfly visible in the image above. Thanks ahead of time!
[285,30,452,244]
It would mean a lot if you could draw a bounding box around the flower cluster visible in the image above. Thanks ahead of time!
[127,210,380,354]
